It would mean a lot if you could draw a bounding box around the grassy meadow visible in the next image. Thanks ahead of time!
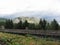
[0,32,60,45]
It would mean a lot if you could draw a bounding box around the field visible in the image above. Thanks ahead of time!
[0,32,60,45]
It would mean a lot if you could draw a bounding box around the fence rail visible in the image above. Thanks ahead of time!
[0,29,60,36]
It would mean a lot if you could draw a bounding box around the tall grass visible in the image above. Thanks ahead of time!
[0,32,60,45]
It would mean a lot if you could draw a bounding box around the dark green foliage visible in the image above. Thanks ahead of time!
[0,18,6,26]
[5,19,13,29]
[4,18,60,30]
[15,20,29,29]
[46,23,51,30]
[42,19,47,30]
[0,22,5,26]
[23,20,29,29]
[50,19,59,30]
[28,23,35,29]
[39,19,47,30]
[13,23,17,29]
[38,19,60,30]
[39,19,43,29]
[16,20,23,29]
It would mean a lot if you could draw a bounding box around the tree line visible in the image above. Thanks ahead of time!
[4,19,60,30]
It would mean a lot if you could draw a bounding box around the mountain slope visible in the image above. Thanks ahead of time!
[13,17,40,24]
[1,11,60,24]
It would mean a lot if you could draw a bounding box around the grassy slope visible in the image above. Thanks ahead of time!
[0,32,60,45]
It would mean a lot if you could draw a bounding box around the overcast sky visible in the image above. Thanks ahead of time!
[0,0,60,16]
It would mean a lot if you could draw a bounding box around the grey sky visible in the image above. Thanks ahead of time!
[0,0,60,16]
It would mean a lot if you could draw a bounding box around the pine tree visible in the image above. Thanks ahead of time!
[42,19,47,30]
[39,19,47,30]
[51,19,59,30]
[17,20,23,29]
[46,23,51,30]
[5,19,13,29]
[23,20,29,29]
[39,19,43,29]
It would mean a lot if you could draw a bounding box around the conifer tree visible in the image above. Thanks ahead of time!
[17,20,23,29]
[39,19,43,29]
[23,20,29,29]
[5,19,13,29]
[51,19,59,30]
[42,19,47,30]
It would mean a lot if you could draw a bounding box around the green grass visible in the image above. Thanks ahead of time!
[0,32,60,45]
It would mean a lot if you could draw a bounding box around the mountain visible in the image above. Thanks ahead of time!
[1,11,60,24]
[13,17,40,24]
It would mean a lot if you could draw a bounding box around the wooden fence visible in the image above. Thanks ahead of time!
[0,29,60,36]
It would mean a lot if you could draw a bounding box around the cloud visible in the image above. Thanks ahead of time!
[0,0,16,14]
[16,0,60,12]
[0,0,60,15]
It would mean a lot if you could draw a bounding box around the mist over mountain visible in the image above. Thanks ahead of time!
[1,11,60,24]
